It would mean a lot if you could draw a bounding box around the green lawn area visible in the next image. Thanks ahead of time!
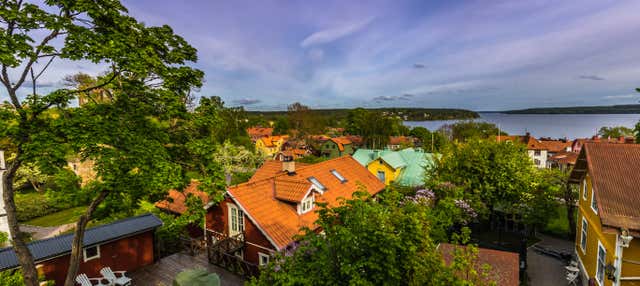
[24,206,86,227]
[543,204,576,238]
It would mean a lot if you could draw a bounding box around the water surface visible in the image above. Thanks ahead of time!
[404,113,640,139]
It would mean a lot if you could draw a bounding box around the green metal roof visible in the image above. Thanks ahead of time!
[352,148,436,187]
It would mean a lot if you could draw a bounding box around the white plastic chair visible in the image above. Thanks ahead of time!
[76,273,110,286]
[566,271,579,286]
[100,267,132,286]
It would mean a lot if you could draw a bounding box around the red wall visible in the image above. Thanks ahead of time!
[37,231,155,285]
[207,198,276,264]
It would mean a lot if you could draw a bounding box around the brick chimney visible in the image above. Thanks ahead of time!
[282,156,296,174]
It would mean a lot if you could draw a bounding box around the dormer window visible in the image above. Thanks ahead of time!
[330,169,347,183]
[308,177,326,191]
[300,195,314,214]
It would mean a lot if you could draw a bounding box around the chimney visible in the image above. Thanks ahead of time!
[282,156,295,174]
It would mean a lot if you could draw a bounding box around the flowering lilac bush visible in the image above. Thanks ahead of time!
[454,199,477,224]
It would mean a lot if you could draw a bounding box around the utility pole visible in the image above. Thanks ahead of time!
[0,150,10,239]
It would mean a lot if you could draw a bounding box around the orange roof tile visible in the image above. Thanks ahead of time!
[539,140,572,153]
[249,160,309,182]
[389,136,412,145]
[226,156,386,249]
[548,151,578,165]
[155,181,209,214]
[439,243,519,286]
[570,143,640,234]
[246,127,274,139]
[330,137,352,152]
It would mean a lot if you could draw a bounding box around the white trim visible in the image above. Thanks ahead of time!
[582,178,588,200]
[596,240,606,286]
[614,234,623,286]
[82,244,100,262]
[226,192,283,250]
[227,203,244,237]
[591,187,598,215]
[575,249,589,283]
[580,217,588,254]
[298,194,314,214]
[258,252,270,266]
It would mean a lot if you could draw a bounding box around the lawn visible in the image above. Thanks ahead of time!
[24,206,87,227]
[543,204,576,238]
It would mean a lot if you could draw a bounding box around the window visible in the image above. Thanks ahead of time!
[534,150,541,156]
[534,159,541,166]
[582,179,587,200]
[83,245,100,262]
[330,169,347,183]
[591,188,598,214]
[308,177,327,191]
[258,252,270,266]
[300,196,314,213]
[377,171,385,182]
[229,204,244,236]
[596,242,606,286]
[580,217,588,253]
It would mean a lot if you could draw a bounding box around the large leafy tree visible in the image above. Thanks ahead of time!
[249,190,491,286]
[0,1,205,285]
[433,140,537,216]
[346,108,404,148]
[598,126,634,139]
[439,121,506,142]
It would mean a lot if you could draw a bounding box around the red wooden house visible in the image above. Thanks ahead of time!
[0,213,162,285]
[205,156,386,267]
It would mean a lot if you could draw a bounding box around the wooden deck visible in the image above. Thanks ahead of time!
[130,252,246,286]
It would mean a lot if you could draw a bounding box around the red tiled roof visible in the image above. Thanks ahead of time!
[548,151,578,165]
[249,160,309,182]
[155,181,209,214]
[259,135,289,147]
[389,136,412,145]
[570,143,640,234]
[247,127,273,139]
[330,137,352,152]
[226,156,385,249]
[539,140,572,153]
[439,243,519,286]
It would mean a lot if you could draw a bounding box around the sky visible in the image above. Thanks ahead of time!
[4,0,640,111]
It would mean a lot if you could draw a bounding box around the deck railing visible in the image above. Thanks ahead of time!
[205,229,259,278]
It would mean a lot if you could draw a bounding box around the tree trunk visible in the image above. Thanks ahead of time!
[3,158,39,286]
[63,189,109,286]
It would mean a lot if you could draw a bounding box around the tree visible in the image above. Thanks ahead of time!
[439,121,506,142]
[432,140,537,217]
[273,116,290,135]
[249,190,490,286]
[598,126,633,139]
[346,108,403,148]
[0,1,206,285]
[410,126,447,152]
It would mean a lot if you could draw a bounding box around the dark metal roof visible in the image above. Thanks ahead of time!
[0,213,163,271]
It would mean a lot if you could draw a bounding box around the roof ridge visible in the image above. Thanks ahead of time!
[0,213,158,253]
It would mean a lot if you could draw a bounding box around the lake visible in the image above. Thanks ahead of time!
[404,113,640,139]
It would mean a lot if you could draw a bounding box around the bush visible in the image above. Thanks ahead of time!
[15,192,65,222]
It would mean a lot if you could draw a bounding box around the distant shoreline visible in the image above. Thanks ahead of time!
[498,104,640,114]
[247,108,480,121]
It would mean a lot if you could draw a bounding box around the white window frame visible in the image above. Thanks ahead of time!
[83,244,100,262]
[377,170,385,182]
[580,217,588,253]
[228,203,244,236]
[258,252,270,266]
[300,195,314,214]
[595,241,606,286]
[591,188,598,215]
[582,178,587,200]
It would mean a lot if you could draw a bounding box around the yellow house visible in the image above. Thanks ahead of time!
[352,148,435,186]
[255,135,288,158]
[569,143,640,286]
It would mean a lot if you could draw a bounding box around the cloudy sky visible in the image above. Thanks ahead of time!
[5,0,640,110]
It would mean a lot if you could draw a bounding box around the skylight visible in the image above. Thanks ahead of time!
[330,169,347,183]
[308,176,327,191]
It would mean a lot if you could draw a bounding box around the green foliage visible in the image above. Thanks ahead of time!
[250,190,487,286]
[598,126,634,138]
[15,192,68,222]
[410,126,448,152]
[273,116,290,135]
[0,232,8,245]
[294,154,327,164]
[433,140,536,216]
[24,206,86,227]
[438,121,507,142]
[346,108,404,148]
[0,270,53,286]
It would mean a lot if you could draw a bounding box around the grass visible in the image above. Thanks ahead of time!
[24,206,86,227]
[543,203,577,239]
